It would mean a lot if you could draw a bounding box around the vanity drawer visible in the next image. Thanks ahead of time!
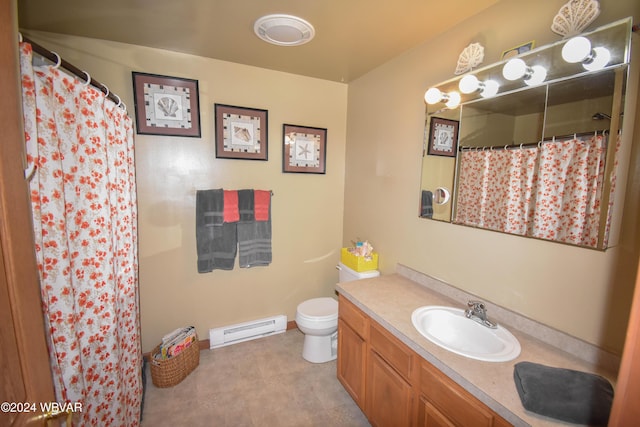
[369,320,414,382]
[420,361,493,427]
[338,295,368,339]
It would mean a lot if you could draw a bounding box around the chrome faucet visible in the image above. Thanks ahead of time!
[465,300,497,329]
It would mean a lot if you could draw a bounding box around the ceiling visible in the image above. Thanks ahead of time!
[17,0,500,83]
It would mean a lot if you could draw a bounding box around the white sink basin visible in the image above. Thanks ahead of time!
[411,306,521,362]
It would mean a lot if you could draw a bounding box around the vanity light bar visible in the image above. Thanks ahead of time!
[424,19,627,110]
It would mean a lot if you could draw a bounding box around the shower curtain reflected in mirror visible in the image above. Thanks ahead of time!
[20,42,142,426]
[455,133,609,248]
[532,135,607,247]
[455,146,539,236]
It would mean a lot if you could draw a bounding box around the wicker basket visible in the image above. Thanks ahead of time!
[150,337,200,388]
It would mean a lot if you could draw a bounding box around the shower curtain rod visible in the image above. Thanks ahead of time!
[459,129,609,151]
[21,35,124,108]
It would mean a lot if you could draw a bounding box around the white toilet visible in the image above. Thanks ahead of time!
[296,262,380,363]
[296,297,339,363]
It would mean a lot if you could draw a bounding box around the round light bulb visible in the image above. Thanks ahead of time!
[459,75,479,94]
[524,65,547,86]
[562,36,592,63]
[583,47,611,71]
[502,58,527,80]
[445,91,461,109]
[480,80,499,98]
[424,87,443,104]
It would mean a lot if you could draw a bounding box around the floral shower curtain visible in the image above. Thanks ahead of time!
[454,133,607,248]
[20,42,142,426]
[455,146,538,235]
[531,134,606,247]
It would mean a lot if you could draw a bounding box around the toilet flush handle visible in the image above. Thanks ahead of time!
[336,264,342,270]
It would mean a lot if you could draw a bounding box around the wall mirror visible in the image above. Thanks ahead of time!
[419,18,633,250]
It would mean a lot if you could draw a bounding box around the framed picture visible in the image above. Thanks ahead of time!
[215,104,268,160]
[501,41,535,60]
[427,117,459,157]
[132,72,201,137]
[282,124,327,174]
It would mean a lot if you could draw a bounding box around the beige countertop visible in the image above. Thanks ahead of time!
[336,270,618,427]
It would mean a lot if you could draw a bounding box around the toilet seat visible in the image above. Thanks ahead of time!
[296,297,338,322]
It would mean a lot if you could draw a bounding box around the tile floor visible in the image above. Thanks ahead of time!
[141,329,371,426]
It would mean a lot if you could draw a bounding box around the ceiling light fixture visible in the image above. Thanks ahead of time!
[254,14,315,46]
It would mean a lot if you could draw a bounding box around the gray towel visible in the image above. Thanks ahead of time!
[238,189,254,222]
[513,361,613,425]
[237,194,271,268]
[196,189,237,272]
[197,189,224,226]
[421,190,433,218]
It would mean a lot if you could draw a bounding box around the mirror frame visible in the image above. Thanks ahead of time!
[420,17,634,250]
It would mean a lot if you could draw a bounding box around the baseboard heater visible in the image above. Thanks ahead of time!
[209,315,287,349]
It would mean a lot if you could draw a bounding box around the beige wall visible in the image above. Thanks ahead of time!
[22,32,348,352]
[345,0,640,355]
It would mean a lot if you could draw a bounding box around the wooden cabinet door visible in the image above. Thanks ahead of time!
[0,3,57,426]
[419,361,493,427]
[337,319,367,410]
[417,397,456,427]
[366,351,413,427]
[609,254,640,425]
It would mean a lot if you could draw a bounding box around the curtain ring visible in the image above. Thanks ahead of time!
[113,93,122,107]
[18,32,23,43]
[51,51,61,69]
[120,101,127,112]
[24,163,36,181]
[101,84,109,98]
[81,71,91,86]
[519,143,524,149]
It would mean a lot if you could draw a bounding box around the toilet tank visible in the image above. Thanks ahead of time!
[338,262,380,283]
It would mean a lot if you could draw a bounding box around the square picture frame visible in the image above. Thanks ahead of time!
[282,124,327,174]
[215,104,268,160]
[427,117,459,157]
[132,72,201,137]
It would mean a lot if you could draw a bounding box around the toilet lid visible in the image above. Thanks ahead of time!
[297,297,338,321]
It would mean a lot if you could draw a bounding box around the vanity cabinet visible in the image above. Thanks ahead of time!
[417,361,510,427]
[337,294,512,427]
[366,321,416,426]
[337,295,369,410]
